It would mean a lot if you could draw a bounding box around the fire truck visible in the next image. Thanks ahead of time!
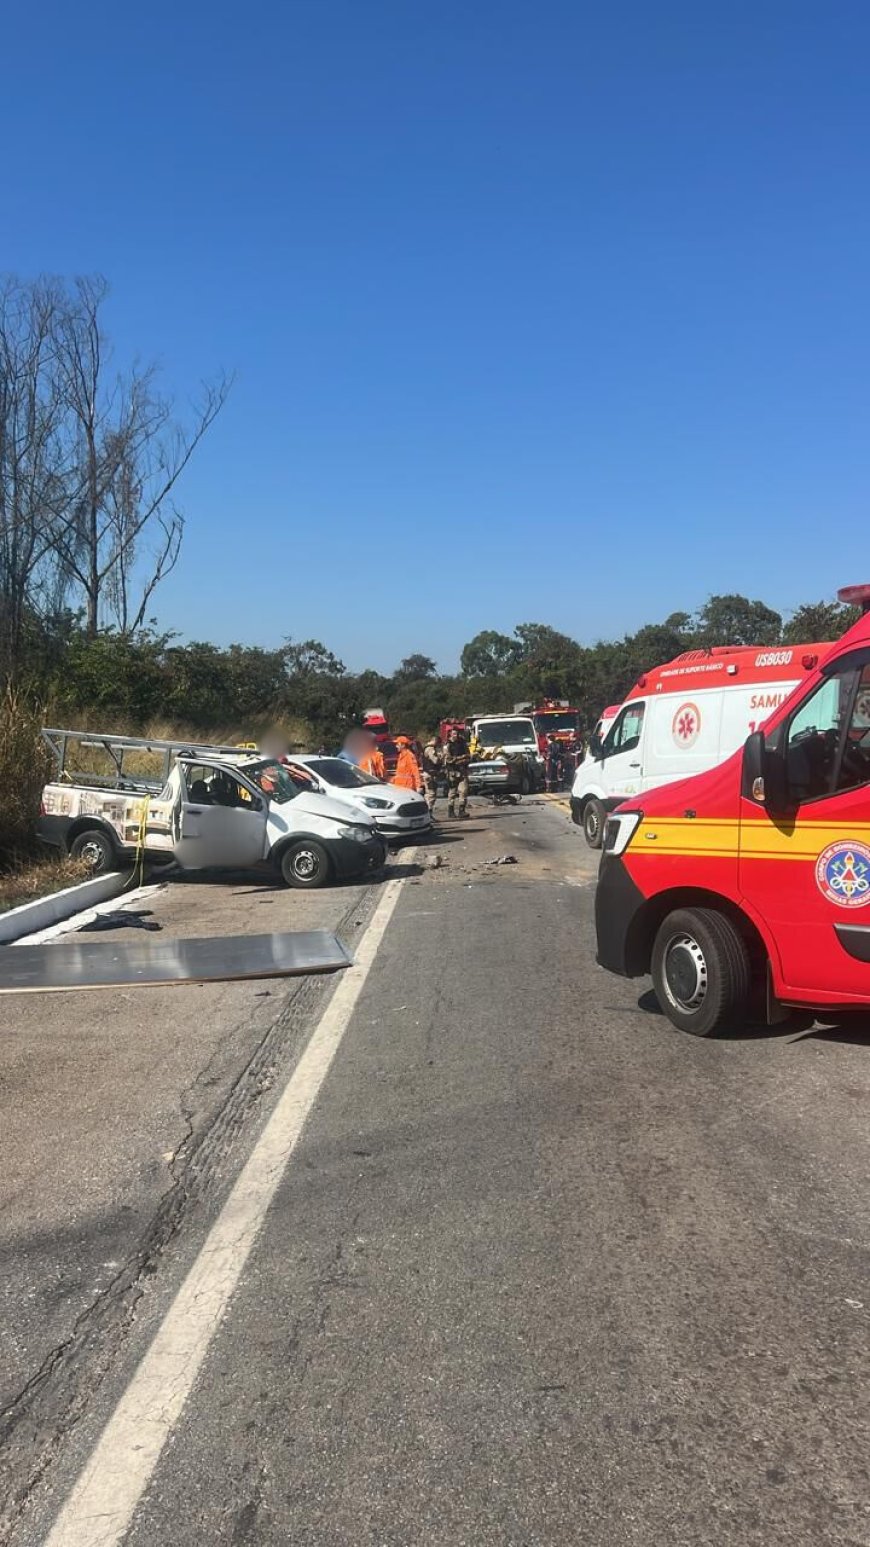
[595,586,870,1036]
[527,699,582,754]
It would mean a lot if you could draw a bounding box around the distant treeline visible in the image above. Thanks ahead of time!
[13,592,858,747]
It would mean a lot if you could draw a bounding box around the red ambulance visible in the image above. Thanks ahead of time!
[595,587,870,1036]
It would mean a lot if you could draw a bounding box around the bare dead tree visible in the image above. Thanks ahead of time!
[0,277,72,674]
[0,273,230,664]
[51,276,231,636]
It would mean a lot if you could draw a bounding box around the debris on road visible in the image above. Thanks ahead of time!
[0,930,351,995]
[79,909,162,933]
[487,854,518,865]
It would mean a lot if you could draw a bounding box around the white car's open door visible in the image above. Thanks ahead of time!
[172,761,269,870]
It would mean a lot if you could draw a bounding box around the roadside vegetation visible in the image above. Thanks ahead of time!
[0,687,89,909]
[17,589,859,755]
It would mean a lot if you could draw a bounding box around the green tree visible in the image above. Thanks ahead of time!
[223,644,290,719]
[782,600,859,644]
[460,630,521,678]
[284,639,346,677]
[55,631,167,721]
[162,641,230,724]
[514,622,584,699]
[393,653,437,682]
[696,594,782,647]
[355,669,389,706]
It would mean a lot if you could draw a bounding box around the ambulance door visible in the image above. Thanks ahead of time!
[739,654,870,997]
[599,701,647,801]
[644,689,723,790]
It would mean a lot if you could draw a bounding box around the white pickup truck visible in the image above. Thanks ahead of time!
[469,714,545,792]
[37,732,386,889]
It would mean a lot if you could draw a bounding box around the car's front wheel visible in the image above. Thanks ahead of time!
[280,840,333,889]
[651,907,751,1036]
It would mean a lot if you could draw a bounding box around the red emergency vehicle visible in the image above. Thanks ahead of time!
[595,588,870,1036]
[530,700,581,754]
[439,718,469,742]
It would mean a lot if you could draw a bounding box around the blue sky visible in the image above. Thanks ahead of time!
[4,1,869,671]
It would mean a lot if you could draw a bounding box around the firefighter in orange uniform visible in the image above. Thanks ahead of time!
[359,731,386,781]
[392,736,422,792]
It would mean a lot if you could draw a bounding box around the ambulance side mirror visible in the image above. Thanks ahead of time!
[743,730,788,812]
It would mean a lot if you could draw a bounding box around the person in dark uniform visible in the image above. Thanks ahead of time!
[444,727,470,817]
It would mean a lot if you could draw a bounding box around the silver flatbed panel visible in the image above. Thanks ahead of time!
[0,930,352,995]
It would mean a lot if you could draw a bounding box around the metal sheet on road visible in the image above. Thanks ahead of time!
[0,930,352,994]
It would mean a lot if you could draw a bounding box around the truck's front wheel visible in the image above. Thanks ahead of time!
[651,907,751,1037]
[582,798,606,849]
[69,828,117,875]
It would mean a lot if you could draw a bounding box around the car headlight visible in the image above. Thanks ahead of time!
[337,824,376,843]
[360,797,393,810]
[603,810,642,855]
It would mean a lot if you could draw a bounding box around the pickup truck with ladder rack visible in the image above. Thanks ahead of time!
[37,728,386,889]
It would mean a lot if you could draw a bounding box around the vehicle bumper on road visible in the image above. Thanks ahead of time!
[594,852,648,977]
[327,835,387,880]
[570,796,582,825]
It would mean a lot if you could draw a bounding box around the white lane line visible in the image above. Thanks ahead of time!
[44,877,405,1547]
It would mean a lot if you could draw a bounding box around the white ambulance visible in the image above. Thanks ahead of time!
[571,642,833,847]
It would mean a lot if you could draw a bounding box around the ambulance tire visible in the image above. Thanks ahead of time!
[651,908,751,1037]
[583,798,606,849]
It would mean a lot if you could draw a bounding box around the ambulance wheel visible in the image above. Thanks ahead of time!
[651,908,751,1037]
[280,840,332,889]
[583,798,606,849]
[69,828,117,874]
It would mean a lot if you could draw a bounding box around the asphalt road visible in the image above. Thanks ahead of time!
[2,797,870,1545]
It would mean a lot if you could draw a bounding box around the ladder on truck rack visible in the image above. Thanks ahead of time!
[41,727,251,790]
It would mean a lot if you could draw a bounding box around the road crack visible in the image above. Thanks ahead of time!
[0,885,379,1544]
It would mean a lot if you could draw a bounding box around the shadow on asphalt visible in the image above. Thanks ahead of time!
[630,988,870,1046]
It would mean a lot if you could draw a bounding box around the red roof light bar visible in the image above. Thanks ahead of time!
[838,584,870,614]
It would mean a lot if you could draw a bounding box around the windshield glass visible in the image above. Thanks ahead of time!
[245,760,305,804]
[475,719,536,746]
[535,712,579,733]
[306,758,379,789]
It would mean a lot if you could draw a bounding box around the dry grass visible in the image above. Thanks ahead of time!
[0,852,90,913]
[0,686,53,863]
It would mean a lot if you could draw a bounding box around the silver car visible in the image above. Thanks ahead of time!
[292,756,432,838]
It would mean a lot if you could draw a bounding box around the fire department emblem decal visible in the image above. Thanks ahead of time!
[815,841,870,909]
[672,702,701,748]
